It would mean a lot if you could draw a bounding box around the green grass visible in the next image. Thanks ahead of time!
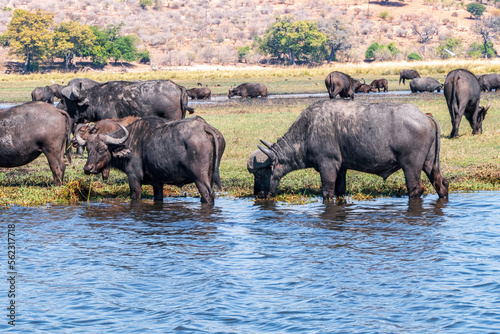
[1,61,500,206]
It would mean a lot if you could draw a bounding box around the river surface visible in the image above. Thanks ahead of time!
[1,191,500,333]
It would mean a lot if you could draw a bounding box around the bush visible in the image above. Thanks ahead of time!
[466,3,486,19]
[379,11,389,20]
[408,52,423,61]
[468,42,496,59]
[437,37,462,59]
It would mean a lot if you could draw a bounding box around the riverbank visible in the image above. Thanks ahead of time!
[1,91,499,206]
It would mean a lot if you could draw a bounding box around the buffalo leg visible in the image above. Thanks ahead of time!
[423,161,449,198]
[42,148,65,186]
[402,167,425,198]
[128,176,142,200]
[450,109,464,138]
[334,169,347,198]
[194,178,215,205]
[153,184,164,202]
[320,168,338,201]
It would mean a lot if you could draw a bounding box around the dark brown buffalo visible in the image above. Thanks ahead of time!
[324,71,363,100]
[61,79,194,125]
[75,116,225,205]
[477,73,500,92]
[31,86,54,103]
[410,78,443,93]
[228,83,267,98]
[444,69,490,138]
[399,69,421,85]
[73,116,139,180]
[0,102,71,186]
[370,79,388,92]
[355,83,376,93]
[187,87,211,100]
[248,99,449,201]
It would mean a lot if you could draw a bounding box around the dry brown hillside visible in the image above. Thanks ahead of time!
[0,0,497,68]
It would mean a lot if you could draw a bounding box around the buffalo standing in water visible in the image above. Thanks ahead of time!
[76,116,225,205]
[228,83,268,98]
[444,69,490,138]
[248,100,449,201]
[0,102,71,186]
[399,69,421,85]
[324,71,363,99]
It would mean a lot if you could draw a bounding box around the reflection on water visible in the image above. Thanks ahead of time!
[1,192,500,333]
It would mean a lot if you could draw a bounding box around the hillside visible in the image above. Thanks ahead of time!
[0,0,496,69]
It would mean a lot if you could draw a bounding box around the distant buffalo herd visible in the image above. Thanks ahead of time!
[0,67,495,204]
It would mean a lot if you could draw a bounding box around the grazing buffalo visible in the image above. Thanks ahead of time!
[444,69,490,138]
[187,87,212,100]
[31,86,55,104]
[56,78,100,111]
[477,73,500,92]
[228,83,267,98]
[61,79,194,125]
[0,102,71,186]
[75,116,225,205]
[399,69,421,85]
[355,83,376,93]
[325,71,363,100]
[247,99,449,200]
[370,79,388,92]
[73,116,139,180]
[410,78,444,93]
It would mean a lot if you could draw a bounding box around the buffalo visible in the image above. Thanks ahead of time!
[31,84,64,104]
[0,102,71,186]
[410,78,444,93]
[187,87,211,100]
[247,99,449,201]
[477,73,500,92]
[324,71,363,100]
[444,68,490,138]
[228,83,268,98]
[61,79,194,125]
[399,69,421,85]
[73,116,139,180]
[369,79,388,92]
[75,116,225,205]
[56,78,100,111]
[355,83,376,93]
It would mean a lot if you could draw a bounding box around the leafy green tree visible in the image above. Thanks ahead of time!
[437,37,462,59]
[466,3,486,19]
[89,23,126,67]
[468,41,496,58]
[408,52,423,61]
[472,16,500,59]
[365,42,380,59]
[365,42,400,60]
[111,35,139,63]
[258,16,327,65]
[2,9,54,72]
[52,21,95,71]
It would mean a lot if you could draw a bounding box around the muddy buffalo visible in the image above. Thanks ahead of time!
[355,83,376,93]
[187,87,212,100]
[75,116,225,205]
[228,83,267,98]
[247,99,449,201]
[0,102,71,186]
[444,69,490,138]
[325,71,363,100]
[410,78,443,93]
[61,79,194,125]
[370,78,388,92]
[399,69,421,85]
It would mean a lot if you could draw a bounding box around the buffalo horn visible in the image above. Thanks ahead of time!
[484,98,491,112]
[257,144,276,162]
[260,139,274,149]
[361,78,365,84]
[104,123,129,145]
[74,124,87,146]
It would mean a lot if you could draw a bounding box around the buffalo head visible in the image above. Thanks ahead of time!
[247,139,278,199]
[228,88,238,98]
[75,124,130,175]
[62,82,89,107]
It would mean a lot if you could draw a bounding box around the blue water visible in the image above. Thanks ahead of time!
[1,192,500,333]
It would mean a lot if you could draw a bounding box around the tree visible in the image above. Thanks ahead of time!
[437,37,462,59]
[52,21,95,71]
[411,15,439,58]
[89,23,125,67]
[466,3,486,19]
[472,16,500,59]
[258,16,327,65]
[139,0,153,9]
[2,9,54,72]
[317,16,352,63]
[468,41,496,58]
[110,35,139,63]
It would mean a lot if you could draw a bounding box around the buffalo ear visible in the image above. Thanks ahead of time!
[111,146,131,158]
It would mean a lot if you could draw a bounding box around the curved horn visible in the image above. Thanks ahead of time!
[483,98,491,112]
[258,144,276,162]
[74,124,87,146]
[104,123,129,145]
[260,139,274,149]
[361,78,365,84]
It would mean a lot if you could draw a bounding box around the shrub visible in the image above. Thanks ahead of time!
[468,42,496,59]
[437,37,462,59]
[379,11,389,20]
[365,42,380,59]
[466,3,486,19]
[408,52,423,61]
